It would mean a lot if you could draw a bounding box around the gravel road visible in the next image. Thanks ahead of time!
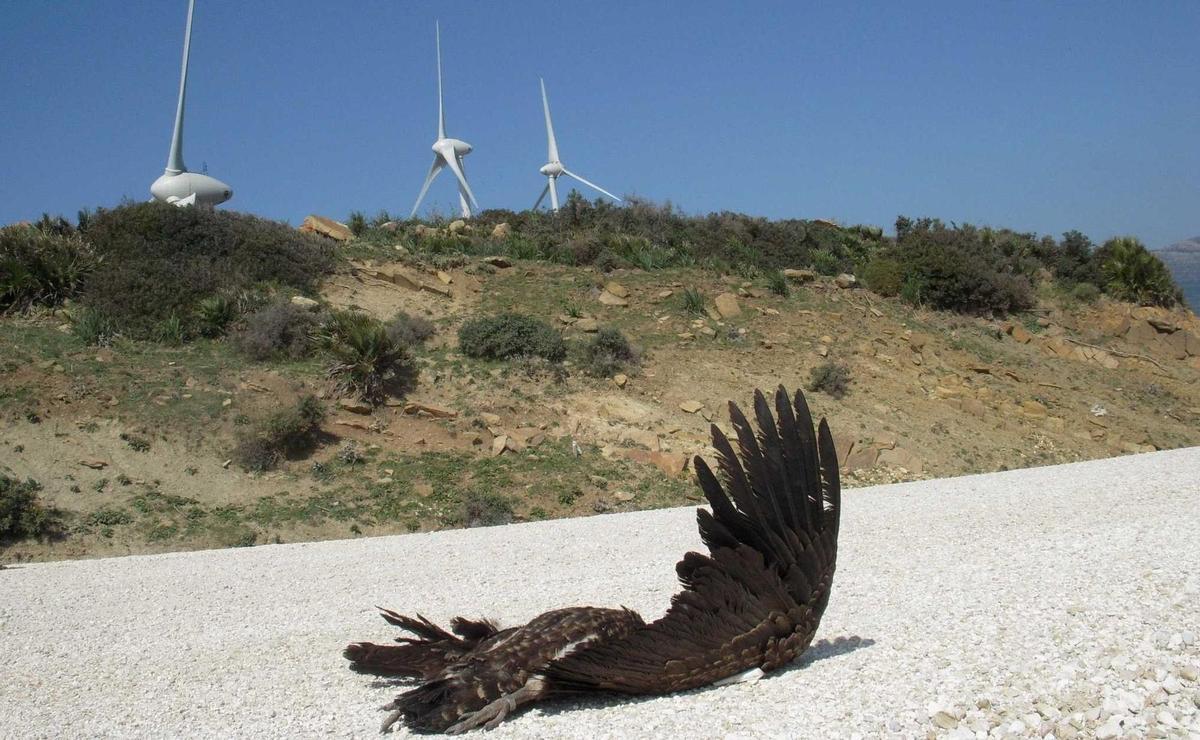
[3,448,1198,738]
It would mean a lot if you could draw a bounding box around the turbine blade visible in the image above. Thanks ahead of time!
[533,183,550,210]
[561,168,621,202]
[442,150,478,210]
[436,21,446,140]
[410,156,445,219]
[540,78,559,163]
[166,0,195,175]
[549,176,559,211]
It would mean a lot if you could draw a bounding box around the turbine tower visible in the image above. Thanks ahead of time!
[410,22,478,219]
[149,0,233,207]
[533,78,621,212]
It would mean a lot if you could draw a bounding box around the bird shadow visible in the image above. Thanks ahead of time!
[528,634,877,721]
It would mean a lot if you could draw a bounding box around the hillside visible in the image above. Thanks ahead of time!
[3,226,1199,562]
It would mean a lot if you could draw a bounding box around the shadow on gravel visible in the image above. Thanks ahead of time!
[522,634,879,724]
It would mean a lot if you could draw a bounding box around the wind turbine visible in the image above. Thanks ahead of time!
[534,78,621,212]
[409,22,478,220]
[149,0,233,207]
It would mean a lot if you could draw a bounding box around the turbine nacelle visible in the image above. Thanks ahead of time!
[539,162,564,177]
[151,172,233,207]
[435,138,473,158]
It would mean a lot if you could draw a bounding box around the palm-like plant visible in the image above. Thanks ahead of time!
[321,311,416,404]
[1100,237,1181,307]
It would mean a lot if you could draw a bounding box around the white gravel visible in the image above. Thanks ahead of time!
[3,448,1199,739]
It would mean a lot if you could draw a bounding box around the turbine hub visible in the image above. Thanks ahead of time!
[540,162,564,177]
[435,138,473,157]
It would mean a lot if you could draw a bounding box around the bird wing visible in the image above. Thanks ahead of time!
[544,385,840,694]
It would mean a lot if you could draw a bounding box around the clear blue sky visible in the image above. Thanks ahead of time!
[2,1,1197,247]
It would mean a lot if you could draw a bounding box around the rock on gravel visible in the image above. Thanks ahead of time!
[2,449,1199,738]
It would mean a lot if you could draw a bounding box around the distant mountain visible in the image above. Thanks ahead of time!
[1159,236,1200,254]
[1156,237,1200,308]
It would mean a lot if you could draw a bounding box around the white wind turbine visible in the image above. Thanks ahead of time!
[149,0,233,207]
[534,78,621,212]
[409,22,478,219]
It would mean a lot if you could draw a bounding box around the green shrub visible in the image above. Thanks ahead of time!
[1070,282,1101,304]
[385,311,435,347]
[194,295,236,338]
[0,474,63,542]
[580,327,639,377]
[458,313,566,362]
[809,362,850,399]
[863,256,904,297]
[154,313,186,345]
[232,301,318,361]
[592,248,620,273]
[766,271,790,297]
[1096,237,1182,307]
[889,221,1034,315]
[72,306,116,345]
[81,202,334,339]
[459,490,514,528]
[679,287,706,316]
[0,225,95,312]
[320,311,417,404]
[233,395,326,472]
[809,249,840,276]
[347,211,367,237]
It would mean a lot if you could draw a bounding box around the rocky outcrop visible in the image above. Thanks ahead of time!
[299,215,353,242]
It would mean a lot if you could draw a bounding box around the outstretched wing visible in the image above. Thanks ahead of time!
[544,385,840,694]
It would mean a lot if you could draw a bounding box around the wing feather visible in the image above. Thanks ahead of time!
[545,386,841,695]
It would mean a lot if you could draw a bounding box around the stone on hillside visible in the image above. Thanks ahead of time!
[832,433,855,467]
[1020,400,1048,418]
[490,222,511,239]
[448,219,467,235]
[1009,324,1033,344]
[575,318,600,332]
[834,273,857,289]
[299,215,353,242]
[420,281,452,297]
[1127,320,1159,346]
[290,295,319,310]
[908,333,931,352]
[378,221,400,232]
[699,326,717,338]
[402,402,457,419]
[613,373,628,388]
[960,398,988,417]
[79,459,108,470]
[598,291,629,307]
[650,451,688,478]
[338,398,372,415]
[605,282,630,298]
[614,490,636,502]
[1148,317,1179,333]
[482,255,512,268]
[714,292,742,319]
[491,435,508,457]
[844,446,878,472]
[656,289,674,299]
[817,345,829,357]
[373,267,421,291]
[436,270,453,285]
[784,268,816,282]
[679,400,704,414]
[877,447,922,474]
[479,412,502,426]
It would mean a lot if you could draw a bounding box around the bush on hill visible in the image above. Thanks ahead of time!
[319,310,418,404]
[458,313,566,363]
[232,300,319,361]
[1095,237,1182,307]
[0,224,95,313]
[0,474,63,542]
[80,202,335,339]
[580,327,639,377]
[232,395,326,472]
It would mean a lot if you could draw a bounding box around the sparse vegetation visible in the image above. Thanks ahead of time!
[458,490,515,528]
[71,306,115,345]
[458,313,566,363]
[766,271,790,297]
[863,256,904,297]
[385,311,436,347]
[0,474,62,542]
[232,301,318,361]
[232,395,327,472]
[580,328,639,377]
[809,362,851,399]
[680,287,706,316]
[194,295,236,338]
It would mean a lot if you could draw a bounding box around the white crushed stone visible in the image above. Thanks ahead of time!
[2,447,1199,739]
